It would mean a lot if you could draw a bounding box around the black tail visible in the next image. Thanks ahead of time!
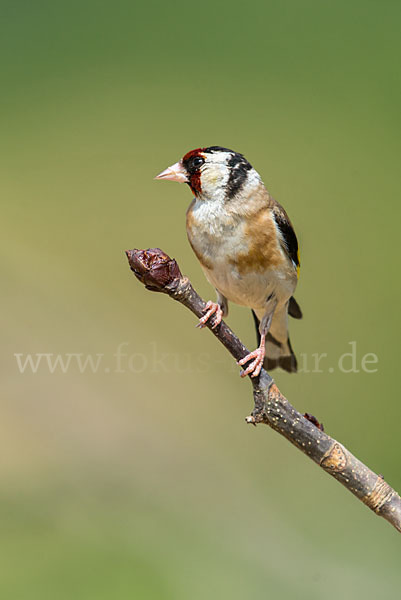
[251,309,298,374]
[288,296,302,319]
[264,332,297,373]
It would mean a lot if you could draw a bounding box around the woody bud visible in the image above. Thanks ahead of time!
[125,248,182,291]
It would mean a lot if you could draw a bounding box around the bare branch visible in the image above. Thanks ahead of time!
[126,247,401,533]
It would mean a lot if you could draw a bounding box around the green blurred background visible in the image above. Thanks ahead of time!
[1,0,400,597]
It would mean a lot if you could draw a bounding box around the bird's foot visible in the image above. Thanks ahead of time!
[237,347,265,378]
[197,301,223,329]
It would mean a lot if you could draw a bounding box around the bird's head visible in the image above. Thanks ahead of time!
[155,146,261,203]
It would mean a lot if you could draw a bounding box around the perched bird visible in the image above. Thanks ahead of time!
[155,146,302,377]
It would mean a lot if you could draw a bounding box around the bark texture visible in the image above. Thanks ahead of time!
[126,247,401,533]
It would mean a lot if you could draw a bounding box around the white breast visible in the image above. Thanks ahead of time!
[187,198,296,310]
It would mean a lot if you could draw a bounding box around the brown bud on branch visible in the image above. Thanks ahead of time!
[126,246,401,533]
[304,412,324,432]
[125,248,182,292]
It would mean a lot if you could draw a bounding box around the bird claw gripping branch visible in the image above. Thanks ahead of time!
[125,247,401,533]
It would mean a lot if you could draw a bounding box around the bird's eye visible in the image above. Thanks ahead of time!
[189,156,205,170]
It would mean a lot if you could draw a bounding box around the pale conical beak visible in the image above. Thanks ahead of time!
[154,161,188,183]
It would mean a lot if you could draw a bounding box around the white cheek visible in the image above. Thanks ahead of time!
[201,164,229,202]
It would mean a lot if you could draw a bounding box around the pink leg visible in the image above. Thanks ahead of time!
[237,333,266,378]
[197,301,223,330]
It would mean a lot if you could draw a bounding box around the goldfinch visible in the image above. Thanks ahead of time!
[155,146,302,377]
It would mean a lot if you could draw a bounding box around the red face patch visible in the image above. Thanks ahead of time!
[189,170,202,194]
[182,149,207,195]
[182,148,207,162]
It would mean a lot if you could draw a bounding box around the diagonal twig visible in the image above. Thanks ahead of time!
[126,247,401,533]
